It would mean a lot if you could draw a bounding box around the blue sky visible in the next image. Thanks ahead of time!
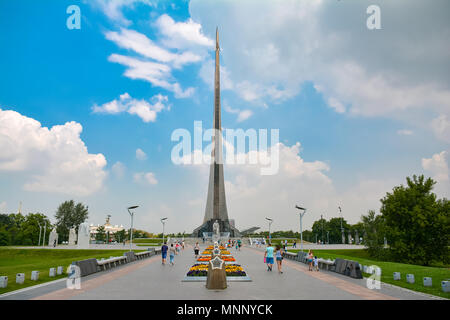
[0,0,449,233]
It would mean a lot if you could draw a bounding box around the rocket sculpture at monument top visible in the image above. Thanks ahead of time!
[193,28,239,237]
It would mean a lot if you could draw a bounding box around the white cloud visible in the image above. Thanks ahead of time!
[422,151,449,183]
[0,201,6,212]
[422,150,450,198]
[0,109,107,196]
[92,92,168,122]
[133,172,158,185]
[431,114,450,143]
[136,148,147,160]
[105,28,202,68]
[155,14,214,49]
[111,161,126,178]
[397,129,413,136]
[88,0,155,26]
[190,0,450,137]
[223,103,253,122]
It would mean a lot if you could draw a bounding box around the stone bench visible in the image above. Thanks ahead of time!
[283,251,297,260]
[318,258,335,271]
[97,256,127,271]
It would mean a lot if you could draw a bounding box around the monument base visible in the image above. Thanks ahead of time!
[193,219,240,238]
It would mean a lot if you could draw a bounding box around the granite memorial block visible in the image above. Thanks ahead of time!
[0,276,7,288]
[57,266,64,275]
[16,273,25,284]
[73,258,98,276]
[423,277,432,287]
[406,274,415,284]
[49,267,56,277]
[442,281,450,293]
[393,272,401,280]
[124,251,136,263]
[31,271,39,281]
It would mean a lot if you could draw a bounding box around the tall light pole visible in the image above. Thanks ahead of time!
[37,222,42,246]
[42,221,47,247]
[161,217,168,244]
[295,205,306,252]
[339,206,344,244]
[265,218,273,243]
[127,206,139,251]
[321,214,324,245]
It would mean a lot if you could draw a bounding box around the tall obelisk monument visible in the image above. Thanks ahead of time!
[193,28,239,238]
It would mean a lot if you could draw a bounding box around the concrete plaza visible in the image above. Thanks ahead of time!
[0,244,440,300]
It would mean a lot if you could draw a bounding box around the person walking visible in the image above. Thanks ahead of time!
[264,243,274,271]
[169,243,176,265]
[194,242,200,259]
[314,256,319,272]
[307,250,314,271]
[293,240,297,248]
[237,239,242,251]
[161,242,168,265]
[275,244,284,274]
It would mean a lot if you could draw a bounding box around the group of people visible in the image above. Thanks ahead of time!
[263,244,320,273]
[160,240,185,266]
[307,250,319,272]
[263,243,285,273]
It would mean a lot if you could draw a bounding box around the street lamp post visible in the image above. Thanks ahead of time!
[295,205,306,252]
[42,221,47,247]
[161,218,168,244]
[127,206,139,251]
[265,218,273,243]
[37,222,42,246]
[339,206,344,244]
[327,231,330,244]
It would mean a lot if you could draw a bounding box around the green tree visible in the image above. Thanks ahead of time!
[312,217,328,243]
[361,210,386,259]
[380,175,449,265]
[96,225,106,242]
[0,227,10,246]
[55,200,89,242]
[114,229,127,243]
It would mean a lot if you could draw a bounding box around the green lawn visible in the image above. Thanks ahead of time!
[288,249,450,299]
[0,248,144,294]
[131,238,163,244]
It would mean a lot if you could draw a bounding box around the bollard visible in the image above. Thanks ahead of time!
[393,272,401,280]
[31,271,40,281]
[49,268,56,277]
[16,273,25,284]
[406,274,414,284]
[0,276,8,288]
[57,266,63,275]
[442,281,450,293]
[423,277,432,287]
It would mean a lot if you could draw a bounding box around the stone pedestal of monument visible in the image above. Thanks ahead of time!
[68,227,77,246]
[77,223,90,249]
[48,228,58,247]
[206,257,227,290]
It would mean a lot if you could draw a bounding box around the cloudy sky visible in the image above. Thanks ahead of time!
[0,0,449,234]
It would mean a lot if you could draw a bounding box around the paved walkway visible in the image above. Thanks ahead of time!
[0,244,439,300]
